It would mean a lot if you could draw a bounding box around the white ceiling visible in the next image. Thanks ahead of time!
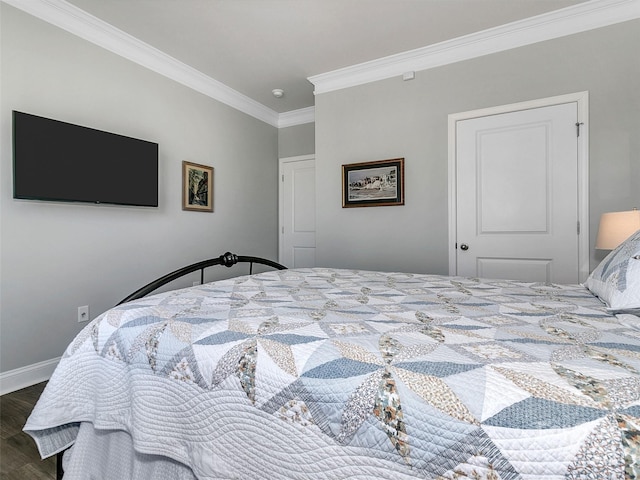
[61,0,591,114]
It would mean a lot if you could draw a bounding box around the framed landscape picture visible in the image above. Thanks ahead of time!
[342,158,404,208]
[182,161,213,212]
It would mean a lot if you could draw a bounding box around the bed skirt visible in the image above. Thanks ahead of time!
[62,423,197,480]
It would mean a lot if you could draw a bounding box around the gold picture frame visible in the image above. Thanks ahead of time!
[182,161,213,212]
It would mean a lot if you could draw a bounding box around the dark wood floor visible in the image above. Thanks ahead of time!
[1,382,56,479]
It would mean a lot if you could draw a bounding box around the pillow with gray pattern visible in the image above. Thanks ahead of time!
[585,229,640,313]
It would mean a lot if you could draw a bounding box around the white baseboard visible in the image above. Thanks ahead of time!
[0,357,60,396]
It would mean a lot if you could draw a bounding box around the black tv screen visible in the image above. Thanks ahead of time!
[13,111,158,207]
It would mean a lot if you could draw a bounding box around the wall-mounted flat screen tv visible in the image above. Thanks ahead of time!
[13,111,159,207]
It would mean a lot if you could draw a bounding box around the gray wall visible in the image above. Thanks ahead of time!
[0,5,279,372]
[315,20,640,274]
[278,122,315,159]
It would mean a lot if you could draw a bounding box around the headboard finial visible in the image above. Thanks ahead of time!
[220,251,239,267]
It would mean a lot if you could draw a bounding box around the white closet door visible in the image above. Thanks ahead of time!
[280,157,316,268]
[456,102,579,283]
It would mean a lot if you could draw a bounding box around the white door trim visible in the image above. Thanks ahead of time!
[278,154,315,264]
[447,91,589,282]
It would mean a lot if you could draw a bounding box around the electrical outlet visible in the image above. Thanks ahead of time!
[77,305,89,323]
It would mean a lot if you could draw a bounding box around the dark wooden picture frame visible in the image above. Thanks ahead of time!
[342,158,404,208]
[182,161,213,212]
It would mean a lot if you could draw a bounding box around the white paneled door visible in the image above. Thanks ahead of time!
[279,155,316,268]
[455,102,580,283]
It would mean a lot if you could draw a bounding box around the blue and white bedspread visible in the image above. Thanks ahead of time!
[25,268,640,479]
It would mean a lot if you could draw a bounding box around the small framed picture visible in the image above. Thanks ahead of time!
[342,158,404,208]
[182,161,213,212]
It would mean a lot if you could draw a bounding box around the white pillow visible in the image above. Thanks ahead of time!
[585,229,640,313]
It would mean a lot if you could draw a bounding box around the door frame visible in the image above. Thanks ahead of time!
[447,91,590,282]
[278,153,315,265]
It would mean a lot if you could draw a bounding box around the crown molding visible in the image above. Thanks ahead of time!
[2,0,282,127]
[6,0,636,125]
[277,106,315,128]
[309,0,640,94]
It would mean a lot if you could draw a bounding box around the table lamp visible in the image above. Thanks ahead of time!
[595,209,640,250]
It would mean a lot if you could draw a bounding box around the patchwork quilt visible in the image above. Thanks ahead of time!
[25,268,640,479]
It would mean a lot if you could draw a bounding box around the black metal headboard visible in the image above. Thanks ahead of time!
[54,252,286,480]
[117,251,287,305]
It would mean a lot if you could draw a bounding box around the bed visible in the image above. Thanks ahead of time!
[24,239,640,479]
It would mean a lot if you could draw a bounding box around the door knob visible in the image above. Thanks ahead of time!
[460,244,469,251]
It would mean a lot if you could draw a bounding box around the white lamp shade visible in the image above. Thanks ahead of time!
[595,210,640,250]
